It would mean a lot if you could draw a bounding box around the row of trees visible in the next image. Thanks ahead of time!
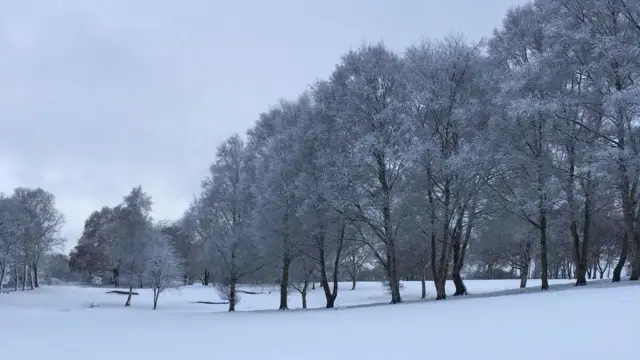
[66,0,640,311]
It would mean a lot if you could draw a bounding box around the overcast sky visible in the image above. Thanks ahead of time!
[0,0,528,252]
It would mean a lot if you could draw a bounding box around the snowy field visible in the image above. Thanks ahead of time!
[0,279,576,312]
[1,279,637,359]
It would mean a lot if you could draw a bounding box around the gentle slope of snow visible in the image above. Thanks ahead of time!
[1,280,635,360]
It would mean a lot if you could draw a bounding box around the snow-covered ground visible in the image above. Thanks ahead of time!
[1,279,637,359]
[0,279,575,312]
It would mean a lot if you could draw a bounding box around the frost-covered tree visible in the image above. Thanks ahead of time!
[487,3,561,290]
[286,91,350,308]
[196,134,264,312]
[323,43,411,304]
[563,0,640,280]
[108,186,153,307]
[249,100,309,310]
[11,188,65,289]
[144,229,184,310]
[403,36,489,299]
[0,196,27,293]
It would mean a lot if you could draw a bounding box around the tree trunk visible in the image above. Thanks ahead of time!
[0,263,5,294]
[22,263,27,291]
[279,259,290,310]
[455,237,470,289]
[125,284,133,307]
[452,272,466,295]
[112,268,120,288]
[434,237,453,300]
[320,263,341,308]
[153,288,159,310]
[453,201,475,296]
[433,182,453,301]
[629,258,639,280]
[615,109,638,280]
[568,149,589,287]
[571,221,587,286]
[376,151,402,305]
[228,280,237,312]
[520,263,529,288]
[574,259,587,286]
[580,190,591,282]
[386,246,402,304]
[630,235,640,280]
[319,266,335,307]
[431,230,448,300]
[612,233,628,282]
[300,280,308,309]
[13,265,18,291]
[420,263,427,299]
[32,263,39,288]
[320,278,335,308]
[203,270,210,286]
[318,225,344,308]
[28,270,34,290]
[318,236,335,308]
[536,147,550,291]
[331,225,344,304]
[435,276,446,300]
[428,187,444,300]
[351,276,356,290]
[451,218,465,296]
[125,273,134,307]
[539,214,550,290]
[451,226,466,295]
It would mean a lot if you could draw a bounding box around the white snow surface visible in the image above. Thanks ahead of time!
[1,279,637,360]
